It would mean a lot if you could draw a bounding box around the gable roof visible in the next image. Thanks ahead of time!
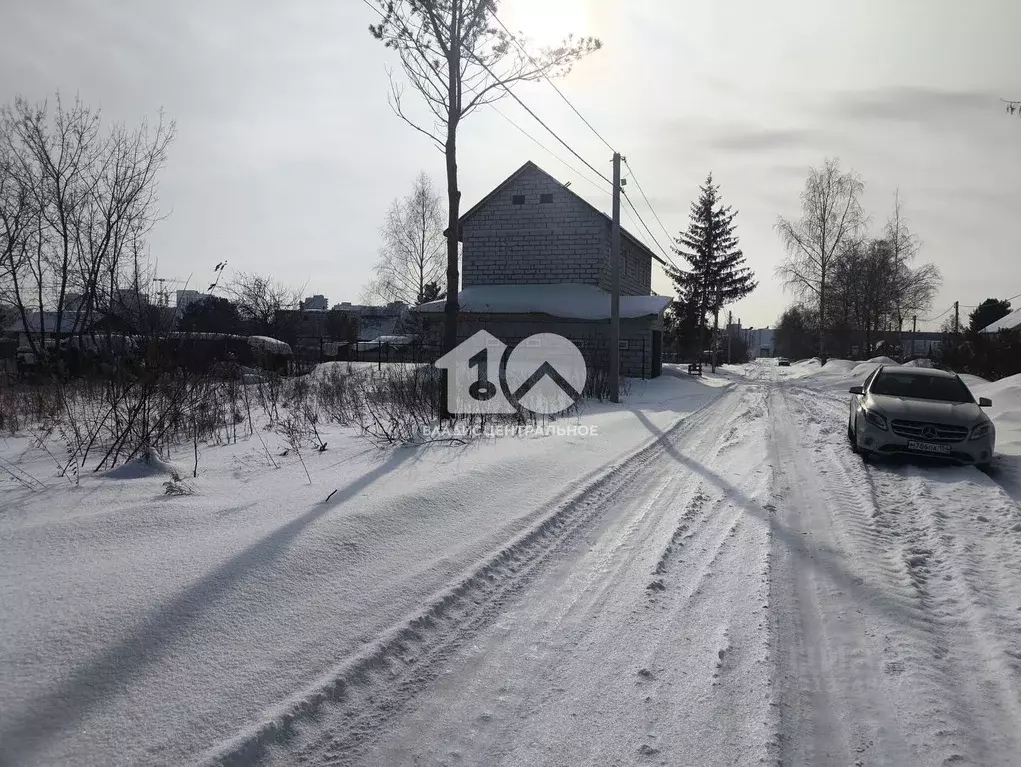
[453,160,669,268]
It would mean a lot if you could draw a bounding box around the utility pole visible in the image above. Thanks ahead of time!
[609,152,621,403]
[912,314,917,358]
[953,301,960,336]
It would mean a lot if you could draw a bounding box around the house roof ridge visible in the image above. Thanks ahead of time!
[449,160,666,267]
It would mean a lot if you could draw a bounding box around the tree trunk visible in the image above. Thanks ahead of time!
[440,40,461,420]
[711,309,719,373]
[818,278,827,364]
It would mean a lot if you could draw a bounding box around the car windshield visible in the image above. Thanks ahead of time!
[870,371,974,403]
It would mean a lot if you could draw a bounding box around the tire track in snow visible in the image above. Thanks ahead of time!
[325,384,775,767]
[199,390,733,766]
[781,383,1021,766]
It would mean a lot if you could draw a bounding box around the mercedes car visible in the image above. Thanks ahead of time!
[847,365,995,467]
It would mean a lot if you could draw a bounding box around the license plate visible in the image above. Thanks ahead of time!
[907,441,951,454]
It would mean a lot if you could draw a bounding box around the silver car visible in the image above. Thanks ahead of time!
[847,365,995,468]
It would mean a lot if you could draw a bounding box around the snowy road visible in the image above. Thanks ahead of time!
[262,366,1021,767]
[4,362,1021,766]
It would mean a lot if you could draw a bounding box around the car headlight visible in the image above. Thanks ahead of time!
[863,408,888,431]
[970,422,993,441]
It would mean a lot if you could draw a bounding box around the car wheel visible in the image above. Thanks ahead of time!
[977,462,992,472]
[847,419,858,453]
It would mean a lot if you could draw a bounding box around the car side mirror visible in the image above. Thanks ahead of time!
[849,385,864,395]
[979,397,992,407]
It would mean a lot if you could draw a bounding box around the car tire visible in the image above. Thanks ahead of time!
[977,462,992,472]
[847,419,859,453]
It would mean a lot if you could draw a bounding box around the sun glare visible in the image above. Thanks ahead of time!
[504,0,590,46]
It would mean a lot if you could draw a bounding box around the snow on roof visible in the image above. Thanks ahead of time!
[414,284,672,320]
[354,335,415,351]
[980,307,1021,333]
[247,336,292,355]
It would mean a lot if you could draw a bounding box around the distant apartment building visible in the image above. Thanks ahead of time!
[176,290,204,312]
[300,294,329,311]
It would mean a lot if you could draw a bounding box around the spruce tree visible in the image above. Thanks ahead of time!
[670,173,757,371]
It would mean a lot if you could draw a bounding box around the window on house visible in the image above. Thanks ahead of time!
[540,193,553,203]
[512,194,525,205]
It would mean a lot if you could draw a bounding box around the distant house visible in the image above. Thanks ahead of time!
[273,308,359,359]
[331,301,409,342]
[414,160,671,378]
[3,311,93,348]
[743,327,775,359]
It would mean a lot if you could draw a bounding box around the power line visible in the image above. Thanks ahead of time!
[919,304,955,323]
[472,58,613,186]
[361,0,673,278]
[489,105,610,198]
[491,12,616,154]
[622,158,676,250]
[621,190,680,271]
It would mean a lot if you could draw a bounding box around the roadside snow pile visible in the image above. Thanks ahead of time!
[850,362,882,379]
[866,356,897,365]
[817,359,857,376]
[903,358,934,368]
[973,373,1021,456]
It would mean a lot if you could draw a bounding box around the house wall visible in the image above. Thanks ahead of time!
[420,312,662,379]
[462,165,607,288]
[597,234,652,296]
[461,165,652,297]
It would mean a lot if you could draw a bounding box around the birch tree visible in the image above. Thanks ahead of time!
[775,158,866,361]
[365,172,445,305]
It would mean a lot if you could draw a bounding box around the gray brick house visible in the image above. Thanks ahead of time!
[416,161,671,378]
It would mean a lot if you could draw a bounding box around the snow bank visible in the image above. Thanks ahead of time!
[973,374,1021,456]
[902,358,934,368]
[817,359,857,376]
[866,355,897,365]
[415,283,671,320]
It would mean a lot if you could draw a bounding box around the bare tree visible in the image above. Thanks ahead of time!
[775,158,866,360]
[225,272,301,336]
[883,190,921,344]
[1003,99,1021,117]
[365,172,445,306]
[368,0,600,415]
[0,95,174,360]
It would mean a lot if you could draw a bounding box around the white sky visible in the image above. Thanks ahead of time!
[3,0,1019,329]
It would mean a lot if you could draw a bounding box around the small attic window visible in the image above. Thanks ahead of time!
[512,194,525,205]
[540,193,554,204]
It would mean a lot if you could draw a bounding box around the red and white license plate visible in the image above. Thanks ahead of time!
[907,440,951,454]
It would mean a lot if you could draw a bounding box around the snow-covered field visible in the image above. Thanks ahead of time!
[3,359,1021,766]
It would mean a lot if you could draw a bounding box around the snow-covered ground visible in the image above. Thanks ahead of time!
[0,370,728,767]
[3,359,1021,766]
